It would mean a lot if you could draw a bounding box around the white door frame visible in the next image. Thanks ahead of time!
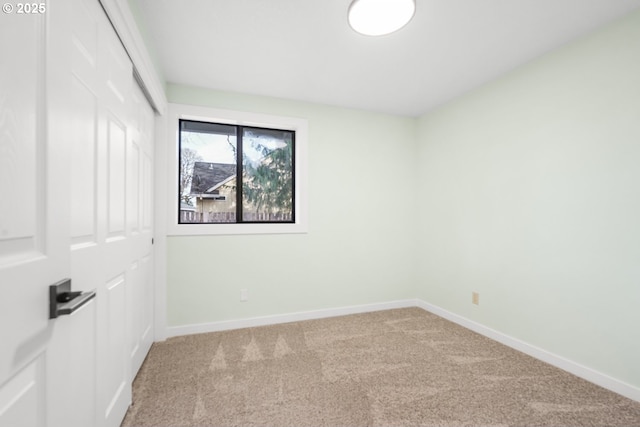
[99,0,166,116]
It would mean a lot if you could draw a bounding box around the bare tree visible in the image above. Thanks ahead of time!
[180,147,203,206]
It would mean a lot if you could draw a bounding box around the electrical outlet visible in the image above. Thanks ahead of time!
[472,292,479,305]
[240,288,249,302]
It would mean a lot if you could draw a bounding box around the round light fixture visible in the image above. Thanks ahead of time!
[348,0,416,36]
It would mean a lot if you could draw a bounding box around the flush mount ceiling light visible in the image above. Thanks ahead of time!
[348,0,416,36]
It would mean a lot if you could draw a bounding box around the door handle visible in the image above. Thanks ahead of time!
[49,279,96,319]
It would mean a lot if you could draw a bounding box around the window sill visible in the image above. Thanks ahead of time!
[167,222,307,236]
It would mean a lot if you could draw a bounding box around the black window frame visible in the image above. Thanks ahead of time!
[178,119,296,225]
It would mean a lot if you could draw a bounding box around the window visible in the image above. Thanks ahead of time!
[166,103,308,236]
[179,120,295,224]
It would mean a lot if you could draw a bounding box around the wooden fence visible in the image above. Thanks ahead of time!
[180,211,292,223]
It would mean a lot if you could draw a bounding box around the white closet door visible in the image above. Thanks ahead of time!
[128,81,155,379]
[67,0,155,425]
[0,4,70,426]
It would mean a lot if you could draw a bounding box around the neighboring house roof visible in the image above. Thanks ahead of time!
[191,162,235,195]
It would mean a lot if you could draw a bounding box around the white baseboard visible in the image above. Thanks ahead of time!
[414,299,640,403]
[162,297,639,403]
[165,299,417,339]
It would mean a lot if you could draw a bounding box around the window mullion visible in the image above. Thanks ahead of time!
[236,126,244,223]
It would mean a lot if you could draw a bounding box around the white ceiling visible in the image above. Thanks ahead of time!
[135,0,640,117]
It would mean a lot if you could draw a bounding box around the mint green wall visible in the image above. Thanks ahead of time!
[166,85,417,326]
[415,10,640,387]
[154,8,640,390]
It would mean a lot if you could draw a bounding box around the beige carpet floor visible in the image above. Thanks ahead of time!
[121,307,640,426]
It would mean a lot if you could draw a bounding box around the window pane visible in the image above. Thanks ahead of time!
[242,128,294,222]
[179,120,237,223]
